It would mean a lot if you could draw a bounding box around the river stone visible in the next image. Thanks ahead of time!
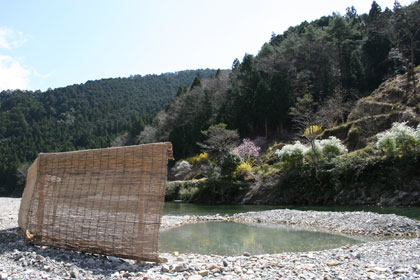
[161,265,170,273]
[70,268,79,278]
[198,270,209,276]
[208,263,218,270]
[188,275,203,280]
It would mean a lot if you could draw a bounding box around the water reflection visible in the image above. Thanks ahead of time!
[159,222,361,256]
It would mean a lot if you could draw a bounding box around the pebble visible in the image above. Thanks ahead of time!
[188,275,203,280]
[70,268,79,278]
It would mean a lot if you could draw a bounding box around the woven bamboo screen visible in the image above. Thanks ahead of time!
[18,142,173,262]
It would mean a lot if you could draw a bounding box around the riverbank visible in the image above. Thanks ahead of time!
[162,209,420,237]
[1,198,420,279]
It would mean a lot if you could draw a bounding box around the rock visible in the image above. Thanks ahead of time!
[243,252,251,257]
[208,263,218,270]
[327,261,342,266]
[70,268,79,278]
[161,265,170,273]
[223,260,228,267]
[108,256,120,263]
[176,257,185,261]
[198,270,209,276]
[174,264,188,272]
[172,251,180,257]
[187,275,203,280]
[0,273,8,280]
[123,272,132,277]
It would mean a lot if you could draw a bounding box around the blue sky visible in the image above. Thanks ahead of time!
[0,0,413,91]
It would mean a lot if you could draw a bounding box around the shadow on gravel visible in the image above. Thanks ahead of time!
[0,227,159,277]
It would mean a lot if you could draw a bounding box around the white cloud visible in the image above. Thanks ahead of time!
[0,55,30,91]
[32,68,51,79]
[0,26,28,49]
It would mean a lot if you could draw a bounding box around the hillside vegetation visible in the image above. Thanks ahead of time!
[0,69,216,195]
[142,1,420,155]
[146,1,420,206]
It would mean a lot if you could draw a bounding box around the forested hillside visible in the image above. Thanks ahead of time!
[140,1,420,159]
[0,69,216,195]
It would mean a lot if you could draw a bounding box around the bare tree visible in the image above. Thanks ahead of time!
[390,1,420,93]
[318,87,353,128]
[197,123,240,157]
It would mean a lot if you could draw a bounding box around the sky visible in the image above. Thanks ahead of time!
[0,0,414,91]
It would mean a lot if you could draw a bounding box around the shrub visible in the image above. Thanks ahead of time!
[233,161,254,178]
[233,139,261,160]
[275,137,348,168]
[179,186,200,201]
[376,122,420,156]
[171,160,192,180]
[186,152,209,166]
[318,136,348,160]
[220,152,243,176]
[275,141,309,168]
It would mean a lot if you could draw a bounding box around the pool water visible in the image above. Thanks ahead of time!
[159,222,362,256]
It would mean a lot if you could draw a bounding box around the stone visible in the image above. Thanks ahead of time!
[174,264,188,272]
[208,263,218,270]
[327,261,342,266]
[161,265,171,273]
[108,256,120,262]
[223,260,228,267]
[198,270,209,276]
[70,268,79,278]
[0,273,8,280]
[187,275,203,280]
[243,252,251,257]
[172,251,180,257]
[176,257,185,261]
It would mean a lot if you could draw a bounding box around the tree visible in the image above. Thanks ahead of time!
[318,87,351,128]
[190,73,202,90]
[198,123,240,157]
[363,1,393,90]
[390,1,420,93]
[290,94,323,176]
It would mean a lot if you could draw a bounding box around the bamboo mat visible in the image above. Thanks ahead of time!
[18,142,173,262]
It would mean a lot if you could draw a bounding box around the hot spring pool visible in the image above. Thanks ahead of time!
[159,222,362,256]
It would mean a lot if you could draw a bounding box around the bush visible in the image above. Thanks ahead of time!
[275,137,348,168]
[233,161,254,178]
[179,186,200,201]
[376,122,420,157]
[275,141,309,169]
[233,139,261,160]
[186,152,209,166]
[220,152,243,176]
[318,136,348,160]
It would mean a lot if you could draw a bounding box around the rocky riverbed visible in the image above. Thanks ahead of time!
[1,198,420,279]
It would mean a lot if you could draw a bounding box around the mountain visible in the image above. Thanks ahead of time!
[0,69,216,195]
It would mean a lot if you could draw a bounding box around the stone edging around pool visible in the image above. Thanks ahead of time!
[161,209,420,237]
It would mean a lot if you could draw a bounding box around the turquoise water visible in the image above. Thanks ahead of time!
[163,202,420,220]
[159,222,362,255]
[160,203,418,255]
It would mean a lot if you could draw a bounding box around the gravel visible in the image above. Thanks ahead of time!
[1,198,420,279]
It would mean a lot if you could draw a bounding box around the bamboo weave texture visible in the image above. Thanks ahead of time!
[18,142,173,262]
